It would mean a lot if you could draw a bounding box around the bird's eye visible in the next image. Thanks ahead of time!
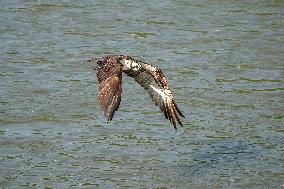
[97,60,103,65]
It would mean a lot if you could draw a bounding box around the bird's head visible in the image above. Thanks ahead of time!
[117,55,141,71]
[89,55,140,71]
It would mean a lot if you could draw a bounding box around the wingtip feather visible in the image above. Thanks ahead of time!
[173,100,185,118]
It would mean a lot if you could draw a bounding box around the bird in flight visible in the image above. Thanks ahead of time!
[88,55,184,130]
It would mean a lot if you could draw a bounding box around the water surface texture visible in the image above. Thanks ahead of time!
[0,0,284,188]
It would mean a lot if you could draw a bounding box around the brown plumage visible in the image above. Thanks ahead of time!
[96,56,123,122]
[92,55,184,129]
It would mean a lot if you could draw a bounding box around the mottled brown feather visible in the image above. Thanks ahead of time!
[96,58,123,122]
[122,58,184,129]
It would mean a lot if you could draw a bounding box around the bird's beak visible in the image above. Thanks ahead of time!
[86,57,99,70]
[86,57,97,63]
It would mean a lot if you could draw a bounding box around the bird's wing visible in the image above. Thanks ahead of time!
[124,61,184,129]
[96,62,123,122]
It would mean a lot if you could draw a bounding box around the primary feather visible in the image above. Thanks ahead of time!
[96,55,123,122]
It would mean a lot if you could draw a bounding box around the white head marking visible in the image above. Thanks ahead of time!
[120,58,141,71]
[131,61,141,71]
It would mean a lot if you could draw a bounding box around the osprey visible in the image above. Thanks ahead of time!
[89,55,184,130]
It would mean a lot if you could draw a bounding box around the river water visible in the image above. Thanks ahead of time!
[0,0,283,188]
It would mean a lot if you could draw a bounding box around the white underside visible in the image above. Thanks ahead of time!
[149,85,167,102]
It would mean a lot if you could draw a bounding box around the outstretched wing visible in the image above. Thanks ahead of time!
[96,62,123,122]
[124,61,184,129]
